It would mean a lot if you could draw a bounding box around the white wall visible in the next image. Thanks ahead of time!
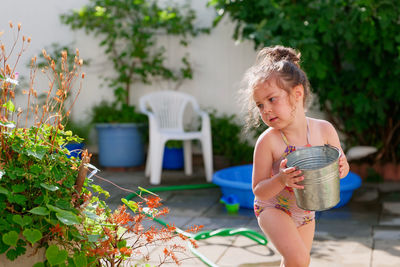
[0,0,323,127]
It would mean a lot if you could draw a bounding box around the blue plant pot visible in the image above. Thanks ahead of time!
[162,147,184,170]
[64,142,85,159]
[96,123,145,167]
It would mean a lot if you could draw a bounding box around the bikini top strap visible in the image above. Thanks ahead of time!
[306,121,311,145]
[280,119,311,147]
[280,131,290,147]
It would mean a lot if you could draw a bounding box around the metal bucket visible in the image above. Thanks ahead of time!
[286,145,340,211]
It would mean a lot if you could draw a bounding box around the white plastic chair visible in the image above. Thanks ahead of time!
[139,91,213,185]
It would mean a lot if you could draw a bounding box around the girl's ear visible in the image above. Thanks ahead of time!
[294,84,304,102]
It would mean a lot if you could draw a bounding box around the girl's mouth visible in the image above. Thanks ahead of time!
[269,117,278,122]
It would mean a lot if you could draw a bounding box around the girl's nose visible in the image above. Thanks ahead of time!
[262,105,271,114]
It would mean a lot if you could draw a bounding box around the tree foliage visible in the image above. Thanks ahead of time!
[209,0,400,162]
[61,0,207,122]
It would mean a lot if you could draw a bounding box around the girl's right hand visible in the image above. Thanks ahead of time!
[278,158,304,189]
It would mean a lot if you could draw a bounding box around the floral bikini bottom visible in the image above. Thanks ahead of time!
[254,186,315,228]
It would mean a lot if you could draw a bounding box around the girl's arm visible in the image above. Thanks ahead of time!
[322,121,350,178]
[252,133,304,201]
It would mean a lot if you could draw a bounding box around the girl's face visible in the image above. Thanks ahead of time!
[253,79,296,129]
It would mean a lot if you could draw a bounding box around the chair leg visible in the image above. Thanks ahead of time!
[201,135,213,182]
[150,138,165,185]
[145,145,151,177]
[183,140,192,176]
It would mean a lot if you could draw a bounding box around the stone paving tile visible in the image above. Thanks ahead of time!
[317,205,379,224]
[310,236,372,267]
[161,189,221,217]
[204,202,255,219]
[382,202,400,215]
[379,215,400,226]
[353,186,379,202]
[373,227,400,240]
[372,240,400,267]
[245,218,260,230]
[217,235,281,267]
[377,182,400,193]
[194,236,236,264]
[315,220,373,238]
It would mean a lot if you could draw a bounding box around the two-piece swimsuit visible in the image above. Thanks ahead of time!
[254,126,315,227]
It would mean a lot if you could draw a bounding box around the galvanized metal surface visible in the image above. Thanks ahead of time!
[286,145,340,211]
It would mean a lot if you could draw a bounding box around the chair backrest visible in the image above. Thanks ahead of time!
[139,91,199,131]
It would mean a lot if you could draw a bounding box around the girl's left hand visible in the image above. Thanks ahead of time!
[339,155,349,178]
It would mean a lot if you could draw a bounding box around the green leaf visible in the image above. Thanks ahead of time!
[56,210,80,225]
[121,198,138,212]
[117,240,127,249]
[6,248,22,261]
[13,215,33,227]
[83,210,100,221]
[3,100,15,112]
[40,183,59,191]
[11,184,27,193]
[90,184,110,198]
[13,194,27,206]
[33,263,46,267]
[46,204,64,213]
[73,253,88,267]
[46,245,68,265]
[87,234,101,242]
[0,186,9,195]
[26,146,47,160]
[29,206,50,216]
[2,231,19,247]
[29,164,42,175]
[23,229,42,245]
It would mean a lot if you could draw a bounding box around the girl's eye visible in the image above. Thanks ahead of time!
[269,97,276,102]
[257,104,264,110]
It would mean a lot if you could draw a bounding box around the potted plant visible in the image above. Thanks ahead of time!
[64,119,91,159]
[60,0,206,168]
[208,111,254,169]
[163,141,184,170]
[0,23,201,267]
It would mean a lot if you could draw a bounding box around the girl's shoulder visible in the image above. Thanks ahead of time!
[255,127,282,148]
[254,127,284,163]
[307,117,337,142]
[308,117,335,131]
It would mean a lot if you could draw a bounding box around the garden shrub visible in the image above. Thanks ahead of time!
[208,0,400,162]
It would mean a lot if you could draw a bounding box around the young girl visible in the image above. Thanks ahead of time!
[242,45,349,267]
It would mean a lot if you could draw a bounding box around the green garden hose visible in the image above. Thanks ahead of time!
[125,184,268,267]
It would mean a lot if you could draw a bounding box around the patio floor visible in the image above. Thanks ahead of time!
[92,165,400,267]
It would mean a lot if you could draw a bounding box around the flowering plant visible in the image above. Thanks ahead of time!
[0,23,200,267]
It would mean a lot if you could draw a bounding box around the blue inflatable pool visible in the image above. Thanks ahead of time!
[213,164,362,209]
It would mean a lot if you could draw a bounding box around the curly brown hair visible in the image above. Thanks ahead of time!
[240,45,313,130]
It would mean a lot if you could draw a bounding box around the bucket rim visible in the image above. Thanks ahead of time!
[286,145,340,170]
